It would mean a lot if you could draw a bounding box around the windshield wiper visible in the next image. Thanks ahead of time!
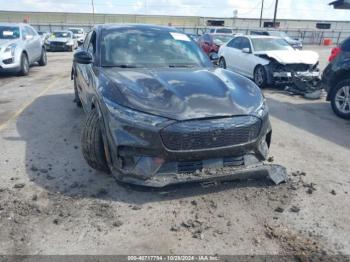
[103,64,139,68]
[168,64,197,68]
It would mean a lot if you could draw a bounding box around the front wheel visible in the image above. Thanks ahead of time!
[330,80,350,119]
[81,109,110,173]
[18,53,29,76]
[254,65,267,88]
[219,57,226,69]
[38,47,47,66]
[73,76,82,108]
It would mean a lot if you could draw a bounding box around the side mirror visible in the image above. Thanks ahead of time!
[74,50,92,64]
[242,48,251,54]
[209,53,219,64]
[25,35,34,40]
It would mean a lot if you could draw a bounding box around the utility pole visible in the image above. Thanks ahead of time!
[91,0,95,25]
[273,0,279,28]
[259,0,264,28]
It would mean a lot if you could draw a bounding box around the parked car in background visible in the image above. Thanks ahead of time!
[322,36,350,119]
[45,31,77,51]
[209,28,234,35]
[218,35,320,96]
[71,24,278,187]
[0,23,47,76]
[197,33,233,57]
[68,27,85,46]
[250,30,303,49]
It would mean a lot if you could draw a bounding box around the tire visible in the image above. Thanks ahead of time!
[254,65,267,88]
[330,80,350,119]
[38,47,47,66]
[73,77,82,108]
[18,53,29,76]
[219,57,226,69]
[81,109,110,173]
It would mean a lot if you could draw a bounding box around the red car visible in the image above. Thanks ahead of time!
[197,34,233,56]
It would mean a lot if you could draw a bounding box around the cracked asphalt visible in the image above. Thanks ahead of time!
[0,46,349,256]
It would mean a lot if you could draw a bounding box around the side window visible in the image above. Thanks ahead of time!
[227,37,241,49]
[87,32,96,54]
[203,34,211,43]
[28,27,37,36]
[240,38,251,51]
[25,26,35,37]
[83,31,92,49]
[341,37,350,52]
[209,29,215,33]
[21,27,27,40]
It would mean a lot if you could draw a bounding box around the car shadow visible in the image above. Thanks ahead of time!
[266,96,350,149]
[6,92,277,205]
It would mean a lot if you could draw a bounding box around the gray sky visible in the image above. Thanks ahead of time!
[0,0,349,21]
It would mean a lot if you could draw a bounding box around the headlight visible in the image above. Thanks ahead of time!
[4,44,16,56]
[255,99,268,118]
[66,40,73,46]
[105,99,169,127]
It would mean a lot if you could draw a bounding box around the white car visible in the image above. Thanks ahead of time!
[68,28,85,45]
[45,31,77,52]
[218,35,319,88]
[0,23,47,76]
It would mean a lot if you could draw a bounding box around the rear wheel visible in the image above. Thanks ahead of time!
[81,109,110,173]
[330,80,350,119]
[219,57,226,69]
[38,47,47,66]
[254,65,267,88]
[18,53,29,76]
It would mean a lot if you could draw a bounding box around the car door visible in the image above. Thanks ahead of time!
[238,37,257,78]
[75,31,96,112]
[23,26,41,63]
[224,37,242,73]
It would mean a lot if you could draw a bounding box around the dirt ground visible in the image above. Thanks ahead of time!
[0,46,349,256]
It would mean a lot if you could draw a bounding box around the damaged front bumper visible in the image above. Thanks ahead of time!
[267,66,323,99]
[101,103,288,187]
[113,154,288,187]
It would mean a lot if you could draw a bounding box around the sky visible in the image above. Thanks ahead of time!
[0,0,349,21]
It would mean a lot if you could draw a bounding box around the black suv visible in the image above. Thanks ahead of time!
[322,37,350,119]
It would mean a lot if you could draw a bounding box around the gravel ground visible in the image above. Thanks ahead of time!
[0,46,349,256]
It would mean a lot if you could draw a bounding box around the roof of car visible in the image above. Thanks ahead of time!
[242,35,281,39]
[0,23,31,27]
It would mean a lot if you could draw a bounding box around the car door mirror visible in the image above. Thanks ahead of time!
[74,50,92,64]
[209,53,219,64]
[25,35,34,40]
[242,48,251,54]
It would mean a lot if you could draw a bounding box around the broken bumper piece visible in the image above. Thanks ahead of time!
[114,156,288,188]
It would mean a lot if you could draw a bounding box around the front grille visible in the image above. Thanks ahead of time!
[160,116,261,151]
[50,42,66,47]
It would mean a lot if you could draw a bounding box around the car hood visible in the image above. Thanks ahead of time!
[0,39,19,47]
[101,67,264,121]
[255,50,318,65]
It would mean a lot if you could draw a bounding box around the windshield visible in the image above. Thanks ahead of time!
[213,35,233,45]
[52,32,72,38]
[268,31,287,38]
[69,29,83,34]
[252,38,293,51]
[101,28,210,68]
[0,26,20,39]
[215,28,233,34]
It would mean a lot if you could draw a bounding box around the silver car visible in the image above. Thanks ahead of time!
[0,23,47,76]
